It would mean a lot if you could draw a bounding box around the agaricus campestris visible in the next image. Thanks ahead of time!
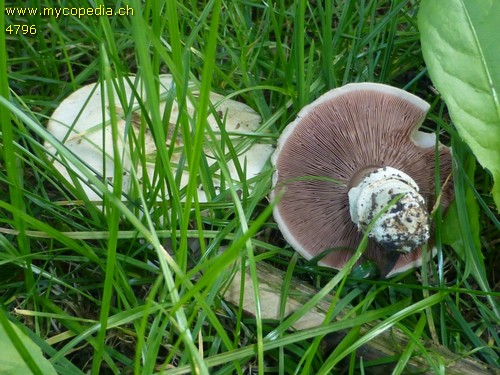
[45,74,273,204]
[271,83,453,277]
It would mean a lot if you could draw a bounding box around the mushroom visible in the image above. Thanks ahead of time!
[45,74,273,204]
[271,83,453,277]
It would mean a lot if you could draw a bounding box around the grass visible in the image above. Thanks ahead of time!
[1,0,499,374]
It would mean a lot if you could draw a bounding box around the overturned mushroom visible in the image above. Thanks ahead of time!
[45,75,272,204]
[271,83,453,277]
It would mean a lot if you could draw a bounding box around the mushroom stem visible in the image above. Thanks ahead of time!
[348,167,429,253]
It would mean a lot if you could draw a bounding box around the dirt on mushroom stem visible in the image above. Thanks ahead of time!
[348,166,430,254]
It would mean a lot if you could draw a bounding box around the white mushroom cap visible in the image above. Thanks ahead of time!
[46,74,273,204]
[271,83,453,277]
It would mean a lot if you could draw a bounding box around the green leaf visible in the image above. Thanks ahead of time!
[443,138,500,319]
[0,319,57,375]
[442,155,480,264]
[419,0,500,212]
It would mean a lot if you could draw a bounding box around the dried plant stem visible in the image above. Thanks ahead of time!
[225,261,499,375]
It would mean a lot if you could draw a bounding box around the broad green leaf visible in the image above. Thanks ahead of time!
[0,319,57,375]
[419,0,500,212]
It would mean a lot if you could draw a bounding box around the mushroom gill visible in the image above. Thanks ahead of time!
[271,83,453,277]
